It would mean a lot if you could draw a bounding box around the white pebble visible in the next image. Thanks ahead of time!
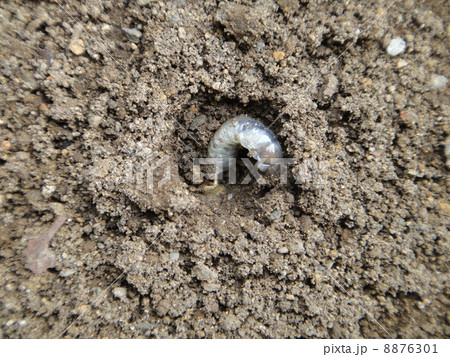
[68,39,85,55]
[430,74,448,90]
[112,287,127,299]
[387,37,406,56]
[169,252,180,260]
[42,185,56,197]
[397,59,408,68]
[122,28,142,43]
[178,27,186,39]
[137,0,151,6]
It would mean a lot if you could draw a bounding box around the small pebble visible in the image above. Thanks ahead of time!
[255,41,265,52]
[278,246,289,254]
[444,136,450,168]
[323,75,339,97]
[88,115,102,128]
[439,202,450,213]
[20,71,38,90]
[83,224,93,234]
[169,252,179,260]
[189,114,207,130]
[42,185,56,197]
[287,240,304,254]
[68,39,85,55]
[1,140,11,150]
[397,59,409,68]
[178,27,186,39]
[156,299,171,316]
[202,282,221,292]
[136,322,155,332]
[272,51,286,61]
[386,37,406,56]
[271,210,282,220]
[430,74,448,90]
[193,263,218,282]
[101,24,111,32]
[137,0,151,6]
[221,313,241,331]
[122,28,142,43]
[112,287,127,299]
[59,268,76,277]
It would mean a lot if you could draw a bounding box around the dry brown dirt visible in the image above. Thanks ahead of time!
[0,0,449,338]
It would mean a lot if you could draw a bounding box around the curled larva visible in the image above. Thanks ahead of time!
[207,115,283,186]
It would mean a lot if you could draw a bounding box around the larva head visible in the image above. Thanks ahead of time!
[255,141,283,172]
[234,116,283,173]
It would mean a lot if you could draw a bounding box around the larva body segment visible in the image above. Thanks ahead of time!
[207,115,283,185]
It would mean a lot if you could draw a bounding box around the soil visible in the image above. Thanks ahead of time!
[0,0,449,338]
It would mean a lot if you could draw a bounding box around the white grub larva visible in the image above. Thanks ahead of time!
[207,115,283,186]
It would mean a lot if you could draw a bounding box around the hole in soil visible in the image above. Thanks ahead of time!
[180,258,195,275]
[305,277,315,288]
[53,139,73,150]
[337,215,355,228]
[35,23,47,33]
[317,102,331,110]
[174,94,286,191]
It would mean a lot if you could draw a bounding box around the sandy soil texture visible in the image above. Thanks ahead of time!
[0,0,449,338]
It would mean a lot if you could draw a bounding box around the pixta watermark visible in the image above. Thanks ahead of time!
[124,154,298,193]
